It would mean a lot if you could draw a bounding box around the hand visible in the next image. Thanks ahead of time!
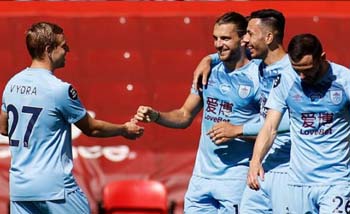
[247,160,264,191]
[134,106,159,123]
[192,55,212,91]
[207,122,241,144]
[122,121,144,140]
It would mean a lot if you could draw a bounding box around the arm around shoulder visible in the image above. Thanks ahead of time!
[193,54,214,90]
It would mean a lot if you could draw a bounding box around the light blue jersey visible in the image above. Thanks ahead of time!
[1,68,86,201]
[256,55,291,173]
[267,62,350,185]
[192,60,260,179]
[185,60,260,213]
[211,54,291,172]
[239,55,292,214]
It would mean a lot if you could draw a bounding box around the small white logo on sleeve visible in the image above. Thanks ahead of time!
[273,74,281,88]
[69,85,78,100]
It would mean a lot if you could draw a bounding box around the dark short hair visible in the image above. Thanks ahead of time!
[249,9,285,43]
[26,22,64,59]
[288,33,323,62]
[215,11,248,37]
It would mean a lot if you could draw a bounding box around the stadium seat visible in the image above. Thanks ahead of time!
[103,180,168,214]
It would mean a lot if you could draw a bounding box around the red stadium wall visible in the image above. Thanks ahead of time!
[0,1,349,213]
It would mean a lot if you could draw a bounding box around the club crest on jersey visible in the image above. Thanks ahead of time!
[330,90,342,105]
[219,84,231,94]
[273,74,281,88]
[238,85,251,98]
[69,85,78,100]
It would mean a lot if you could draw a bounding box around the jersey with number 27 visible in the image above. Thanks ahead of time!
[1,68,86,201]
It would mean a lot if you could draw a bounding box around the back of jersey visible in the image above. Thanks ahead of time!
[1,68,86,201]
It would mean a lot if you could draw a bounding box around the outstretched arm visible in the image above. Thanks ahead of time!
[134,94,202,129]
[247,109,282,190]
[75,113,144,140]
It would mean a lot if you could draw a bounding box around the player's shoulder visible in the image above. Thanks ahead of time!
[47,75,68,91]
[273,66,297,90]
[5,68,28,83]
[280,59,297,81]
[209,61,226,80]
[211,61,225,71]
[3,68,31,93]
[45,75,79,101]
[331,62,350,87]
[241,60,260,83]
[251,59,262,66]
[331,62,350,76]
[245,59,260,73]
[57,82,79,101]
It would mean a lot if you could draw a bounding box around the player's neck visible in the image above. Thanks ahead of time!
[30,59,55,73]
[315,61,330,83]
[224,57,249,71]
[264,45,286,66]
[224,49,250,71]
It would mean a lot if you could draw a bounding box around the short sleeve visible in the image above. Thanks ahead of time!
[55,83,86,124]
[266,73,291,114]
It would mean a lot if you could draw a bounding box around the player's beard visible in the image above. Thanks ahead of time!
[54,55,66,69]
[220,47,241,63]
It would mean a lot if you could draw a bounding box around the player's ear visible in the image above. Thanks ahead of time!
[45,45,54,58]
[45,45,54,54]
[265,31,274,45]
